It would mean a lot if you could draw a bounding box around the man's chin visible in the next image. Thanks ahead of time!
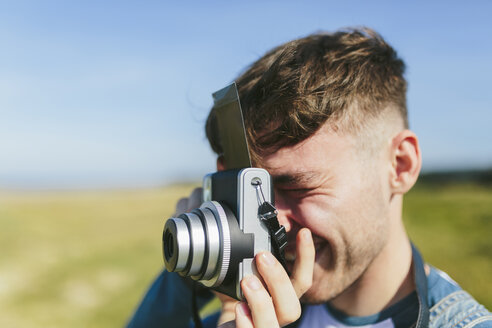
[299,274,345,305]
[299,289,333,305]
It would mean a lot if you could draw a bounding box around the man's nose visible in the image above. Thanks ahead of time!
[277,208,295,232]
[274,194,296,233]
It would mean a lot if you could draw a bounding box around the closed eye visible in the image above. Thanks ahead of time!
[276,187,317,197]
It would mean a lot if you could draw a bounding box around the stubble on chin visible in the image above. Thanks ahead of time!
[299,273,347,305]
[298,246,370,305]
[300,243,387,308]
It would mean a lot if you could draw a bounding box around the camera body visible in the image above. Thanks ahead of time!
[163,167,274,300]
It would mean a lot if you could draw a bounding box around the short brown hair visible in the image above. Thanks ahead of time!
[206,27,407,162]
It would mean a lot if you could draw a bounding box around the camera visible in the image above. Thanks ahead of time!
[162,167,286,300]
[162,82,287,300]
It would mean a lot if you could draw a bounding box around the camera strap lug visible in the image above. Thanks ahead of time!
[258,201,289,273]
[252,178,289,272]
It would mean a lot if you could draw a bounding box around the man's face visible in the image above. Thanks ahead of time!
[258,124,392,303]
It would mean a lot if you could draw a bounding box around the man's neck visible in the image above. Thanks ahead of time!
[329,201,414,317]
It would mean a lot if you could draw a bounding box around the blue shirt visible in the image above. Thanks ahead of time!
[127,266,490,327]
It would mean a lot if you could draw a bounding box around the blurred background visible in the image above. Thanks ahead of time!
[0,1,491,327]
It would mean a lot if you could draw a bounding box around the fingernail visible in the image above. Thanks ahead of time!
[260,252,275,266]
[236,302,250,316]
[302,229,312,242]
[245,276,261,290]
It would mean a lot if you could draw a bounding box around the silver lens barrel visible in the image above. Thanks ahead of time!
[163,218,190,272]
[180,213,205,276]
[195,208,220,280]
[162,201,231,287]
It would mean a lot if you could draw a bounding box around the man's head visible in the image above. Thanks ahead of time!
[206,27,408,164]
[205,28,421,304]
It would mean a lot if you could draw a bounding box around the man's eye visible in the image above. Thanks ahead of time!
[278,188,314,195]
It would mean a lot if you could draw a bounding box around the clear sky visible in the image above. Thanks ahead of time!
[1,0,491,189]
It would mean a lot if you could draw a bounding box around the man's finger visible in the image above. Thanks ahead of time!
[188,187,203,210]
[217,304,255,328]
[173,187,203,216]
[256,252,301,326]
[290,228,315,298]
[213,290,239,325]
[241,275,279,328]
[234,302,254,328]
[174,197,188,216]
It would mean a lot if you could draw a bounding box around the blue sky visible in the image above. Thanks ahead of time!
[1,1,491,189]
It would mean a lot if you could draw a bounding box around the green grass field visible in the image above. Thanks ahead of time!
[0,182,490,327]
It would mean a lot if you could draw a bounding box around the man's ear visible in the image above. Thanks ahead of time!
[389,130,422,194]
[216,155,226,171]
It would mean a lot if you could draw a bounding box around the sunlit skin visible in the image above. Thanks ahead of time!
[261,123,391,304]
[257,123,419,315]
[178,119,422,327]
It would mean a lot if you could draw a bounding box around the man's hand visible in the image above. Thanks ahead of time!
[174,187,203,216]
[174,188,315,327]
[218,228,315,328]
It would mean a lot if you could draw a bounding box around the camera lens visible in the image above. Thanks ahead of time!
[164,231,174,260]
[162,201,231,287]
[162,218,190,272]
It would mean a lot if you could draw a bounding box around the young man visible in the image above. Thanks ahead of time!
[128,28,491,328]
